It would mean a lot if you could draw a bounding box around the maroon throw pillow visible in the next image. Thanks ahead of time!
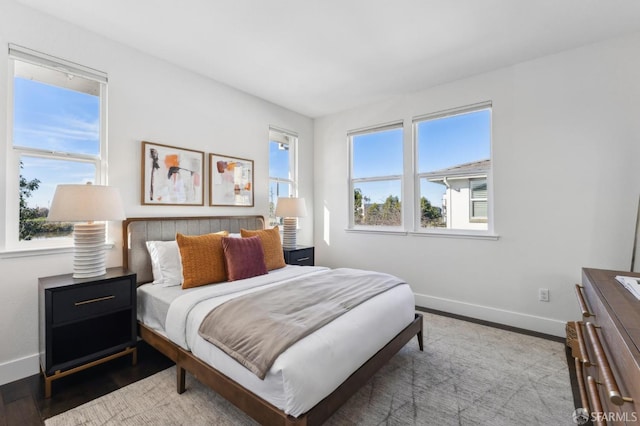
[221,236,268,281]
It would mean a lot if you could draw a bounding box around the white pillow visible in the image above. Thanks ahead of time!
[145,240,183,286]
[228,233,242,238]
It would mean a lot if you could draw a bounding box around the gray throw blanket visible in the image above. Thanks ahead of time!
[198,268,405,379]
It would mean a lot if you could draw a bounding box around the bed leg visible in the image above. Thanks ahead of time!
[415,314,424,351]
[177,365,186,394]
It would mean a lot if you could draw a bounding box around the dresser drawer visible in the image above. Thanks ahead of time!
[574,269,640,423]
[51,278,132,324]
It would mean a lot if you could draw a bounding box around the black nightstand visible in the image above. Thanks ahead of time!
[38,267,137,398]
[283,246,314,266]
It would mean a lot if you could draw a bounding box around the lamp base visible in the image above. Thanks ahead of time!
[282,217,297,249]
[72,222,106,278]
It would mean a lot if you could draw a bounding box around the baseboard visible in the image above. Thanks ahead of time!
[0,353,39,386]
[414,293,567,337]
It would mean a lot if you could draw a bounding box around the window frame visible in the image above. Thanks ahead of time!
[5,45,108,251]
[348,121,404,232]
[413,102,494,237]
[268,127,298,227]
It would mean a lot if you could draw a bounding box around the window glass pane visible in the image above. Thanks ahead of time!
[19,155,95,241]
[472,200,488,218]
[352,128,403,179]
[269,180,291,227]
[419,178,446,228]
[269,140,290,180]
[13,63,100,155]
[353,180,401,226]
[471,179,487,198]
[417,109,490,173]
[417,107,490,231]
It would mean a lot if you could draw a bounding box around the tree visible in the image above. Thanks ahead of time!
[363,195,401,226]
[381,195,401,225]
[354,188,363,224]
[19,162,42,240]
[420,196,443,227]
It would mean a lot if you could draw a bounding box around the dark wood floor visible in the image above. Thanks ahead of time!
[0,312,580,426]
[0,341,173,426]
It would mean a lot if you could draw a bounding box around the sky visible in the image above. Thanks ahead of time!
[269,141,292,207]
[352,109,491,208]
[14,76,99,209]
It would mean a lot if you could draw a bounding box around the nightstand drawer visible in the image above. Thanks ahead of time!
[284,247,314,266]
[52,279,132,324]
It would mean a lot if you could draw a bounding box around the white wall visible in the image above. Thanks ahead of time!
[314,32,640,337]
[0,1,314,385]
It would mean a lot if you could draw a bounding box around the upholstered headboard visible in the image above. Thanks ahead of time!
[122,216,265,285]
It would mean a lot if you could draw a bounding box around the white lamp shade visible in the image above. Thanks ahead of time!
[47,184,125,278]
[275,197,307,218]
[47,184,125,222]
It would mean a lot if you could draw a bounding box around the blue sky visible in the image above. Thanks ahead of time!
[353,110,490,207]
[269,142,290,180]
[14,77,99,208]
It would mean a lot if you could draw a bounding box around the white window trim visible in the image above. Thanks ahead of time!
[413,102,495,236]
[4,46,108,252]
[348,121,404,231]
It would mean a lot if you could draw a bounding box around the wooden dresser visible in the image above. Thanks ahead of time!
[569,268,640,425]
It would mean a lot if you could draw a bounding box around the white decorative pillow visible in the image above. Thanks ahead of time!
[145,240,183,286]
[228,233,242,238]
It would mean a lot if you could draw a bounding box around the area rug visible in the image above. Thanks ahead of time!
[45,313,574,425]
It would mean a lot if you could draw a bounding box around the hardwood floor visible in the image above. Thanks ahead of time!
[0,341,173,426]
[1,312,580,425]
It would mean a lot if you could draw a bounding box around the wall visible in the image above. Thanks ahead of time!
[0,1,314,385]
[314,32,640,337]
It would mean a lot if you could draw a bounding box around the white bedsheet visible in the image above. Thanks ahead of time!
[149,266,416,417]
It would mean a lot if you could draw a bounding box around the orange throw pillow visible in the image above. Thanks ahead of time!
[240,226,286,270]
[176,231,228,288]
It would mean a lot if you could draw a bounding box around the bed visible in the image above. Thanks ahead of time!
[123,215,423,425]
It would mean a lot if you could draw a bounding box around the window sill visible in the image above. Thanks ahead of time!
[0,242,115,259]
[409,231,499,241]
[344,228,408,236]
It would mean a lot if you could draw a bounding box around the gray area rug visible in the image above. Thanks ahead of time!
[45,313,574,425]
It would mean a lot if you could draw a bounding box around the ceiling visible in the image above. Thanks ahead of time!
[16,0,640,118]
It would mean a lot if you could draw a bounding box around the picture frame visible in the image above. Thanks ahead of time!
[209,153,254,207]
[141,141,204,206]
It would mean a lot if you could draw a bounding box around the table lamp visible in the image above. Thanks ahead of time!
[275,197,307,249]
[47,183,125,278]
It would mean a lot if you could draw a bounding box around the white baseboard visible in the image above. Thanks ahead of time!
[0,353,39,386]
[414,293,567,337]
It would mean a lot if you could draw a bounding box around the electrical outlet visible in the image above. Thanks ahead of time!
[539,288,550,302]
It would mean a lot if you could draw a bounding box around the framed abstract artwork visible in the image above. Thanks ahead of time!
[141,141,204,205]
[209,153,254,207]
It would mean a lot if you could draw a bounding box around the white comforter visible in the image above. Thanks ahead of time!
[164,266,415,417]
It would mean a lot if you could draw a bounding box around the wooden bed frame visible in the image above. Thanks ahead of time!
[123,216,424,425]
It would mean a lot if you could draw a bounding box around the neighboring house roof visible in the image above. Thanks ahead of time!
[424,159,490,182]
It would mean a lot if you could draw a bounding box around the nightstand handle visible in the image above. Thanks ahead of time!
[75,295,115,306]
[296,257,310,261]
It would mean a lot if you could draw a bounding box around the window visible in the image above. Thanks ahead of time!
[415,103,491,232]
[8,45,107,248]
[268,128,298,227]
[349,123,403,229]
[470,178,488,222]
